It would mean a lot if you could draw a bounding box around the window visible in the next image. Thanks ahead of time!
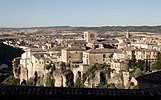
[103,59,105,61]
[103,54,106,58]
[69,56,71,58]
[90,34,95,38]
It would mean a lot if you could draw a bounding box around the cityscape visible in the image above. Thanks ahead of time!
[1,0,161,99]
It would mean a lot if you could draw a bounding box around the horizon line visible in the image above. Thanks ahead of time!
[1,25,161,29]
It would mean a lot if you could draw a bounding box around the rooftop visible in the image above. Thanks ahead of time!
[87,48,120,54]
[136,70,161,83]
[0,84,160,100]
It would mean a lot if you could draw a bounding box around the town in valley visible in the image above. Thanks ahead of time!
[1,26,161,89]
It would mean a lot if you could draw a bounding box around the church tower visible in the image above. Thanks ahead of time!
[126,30,130,38]
[84,31,97,43]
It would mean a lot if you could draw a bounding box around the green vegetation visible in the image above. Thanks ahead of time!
[2,75,20,85]
[75,77,84,88]
[128,51,136,69]
[108,83,115,88]
[26,78,35,86]
[45,63,55,71]
[83,63,114,88]
[64,69,74,87]
[152,53,161,70]
[46,75,55,87]
[128,51,149,78]
[60,62,66,71]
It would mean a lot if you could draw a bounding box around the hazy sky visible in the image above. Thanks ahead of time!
[0,0,161,28]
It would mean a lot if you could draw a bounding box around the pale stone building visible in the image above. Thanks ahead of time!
[83,48,119,65]
[110,60,129,73]
[49,46,64,62]
[61,47,86,63]
[84,31,97,43]
[19,48,48,82]
[32,53,52,77]
[134,49,158,60]
[113,47,135,60]
[84,31,97,48]
[131,42,155,49]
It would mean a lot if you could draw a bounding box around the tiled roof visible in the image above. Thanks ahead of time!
[121,47,136,51]
[30,48,46,52]
[88,49,120,54]
[65,40,87,44]
[106,40,119,44]
[63,47,86,51]
[49,46,65,51]
[136,70,161,83]
[33,53,51,62]
[135,48,157,52]
[0,84,160,99]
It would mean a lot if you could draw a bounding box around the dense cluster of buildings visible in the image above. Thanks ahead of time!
[8,30,161,89]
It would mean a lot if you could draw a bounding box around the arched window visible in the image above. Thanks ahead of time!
[77,71,81,78]
[103,54,106,58]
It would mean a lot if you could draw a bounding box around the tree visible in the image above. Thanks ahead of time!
[45,76,55,87]
[60,62,66,71]
[129,51,136,68]
[152,53,161,70]
[75,77,84,88]
[65,70,74,87]
[108,83,115,88]
[98,72,108,88]
[45,64,52,70]
[2,75,20,85]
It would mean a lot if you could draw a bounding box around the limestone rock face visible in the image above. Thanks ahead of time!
[84,71,101,88]
[53,69,63,87]
[109,72,124,89]
[20,65,28,82]
[63,70,74,87]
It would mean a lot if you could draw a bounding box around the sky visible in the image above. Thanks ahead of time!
[0,0,161,28]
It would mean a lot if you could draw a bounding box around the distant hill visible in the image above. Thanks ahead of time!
[1,26,161,33]
[0,26,76,31]
[72,26,161,33]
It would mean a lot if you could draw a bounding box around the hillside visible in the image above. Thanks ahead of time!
[0,43,24,70]
[72,26,161,33]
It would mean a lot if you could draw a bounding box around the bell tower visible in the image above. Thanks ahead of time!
[84,31,97,43]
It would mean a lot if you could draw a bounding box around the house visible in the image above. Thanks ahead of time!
[134,49,158,60]
[110,60,129,73]
[61,47,86,63]
[83,48,119,65]
[19,47,48,82]
[84,31,97,48]
[32,53,52,76]
[113,47,136,60]
[131,42,156,50]
[49,46,65,62]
